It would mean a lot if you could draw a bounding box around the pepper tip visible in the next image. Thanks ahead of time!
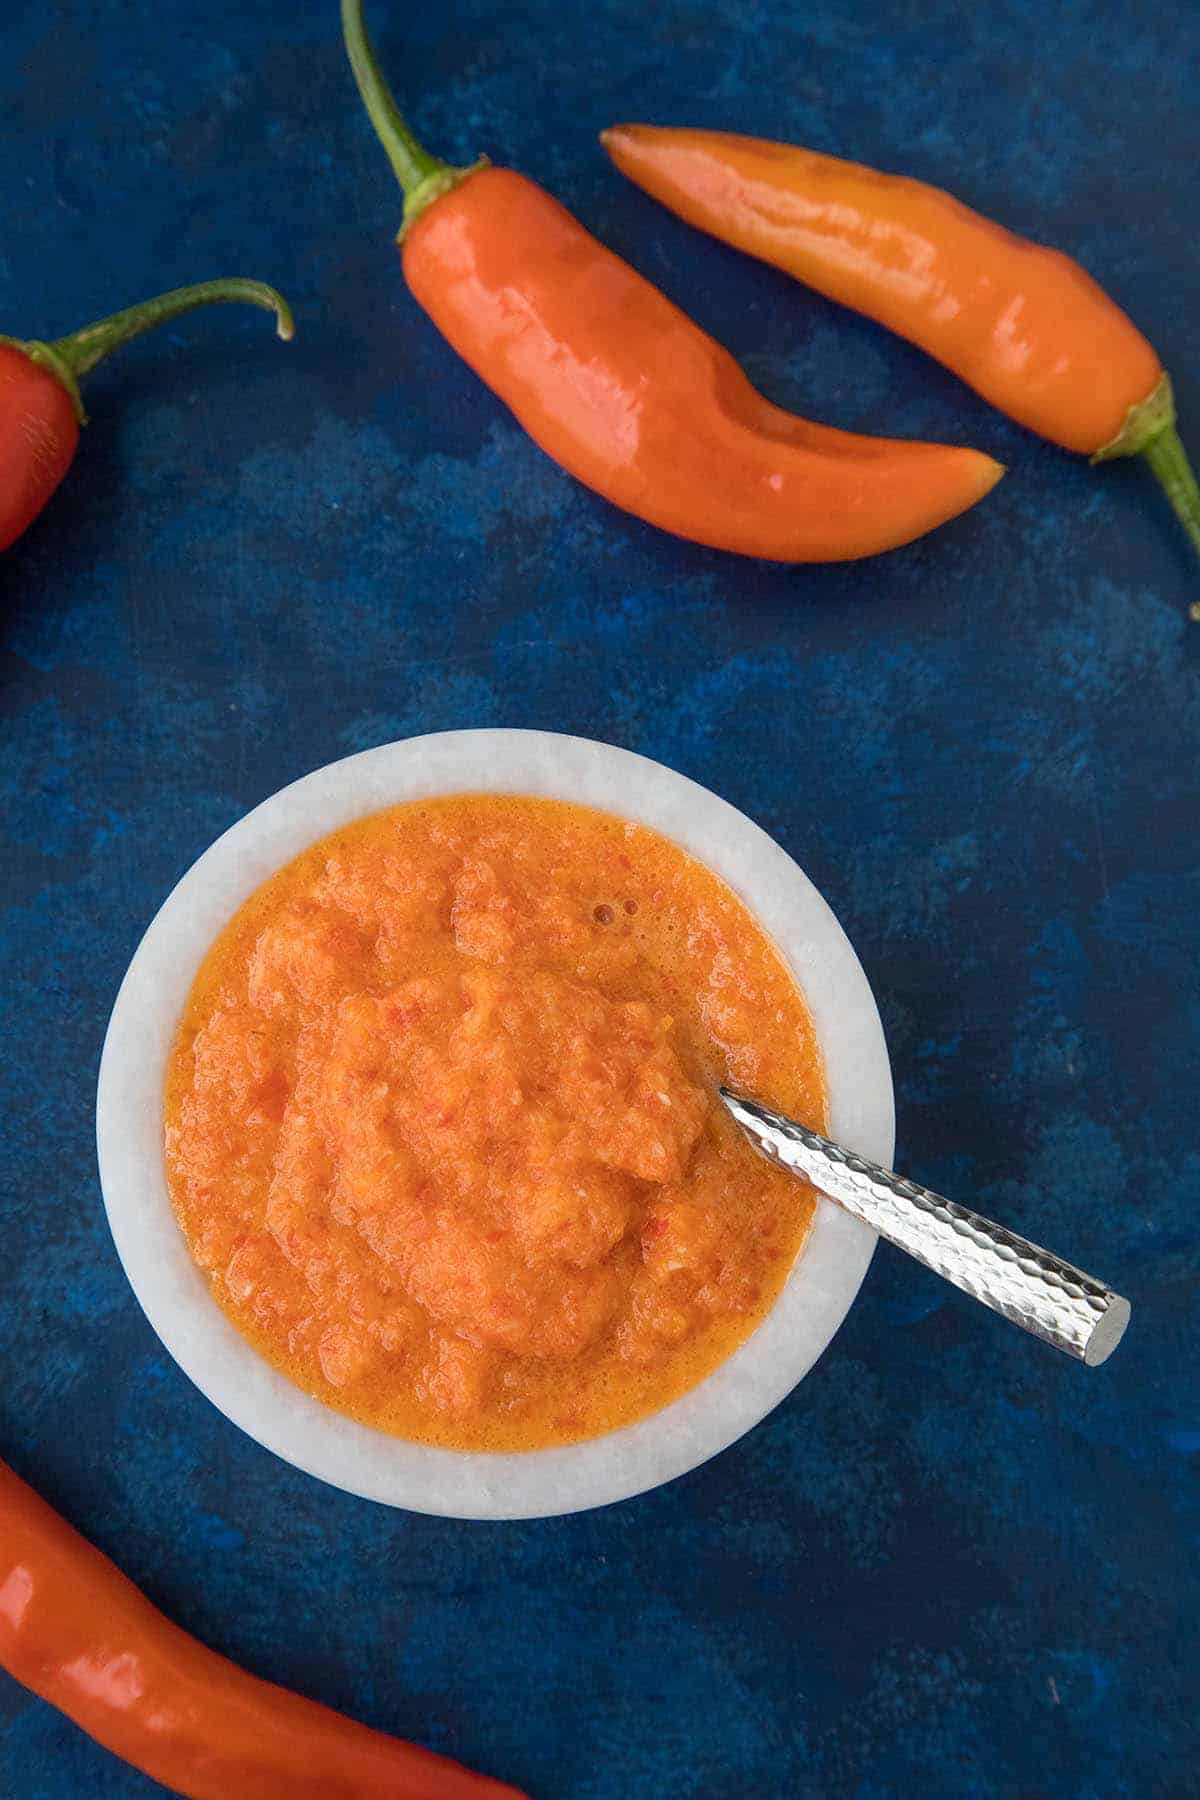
[978,455,1006,498]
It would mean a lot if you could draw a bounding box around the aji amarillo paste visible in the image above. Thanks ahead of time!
[165,795,826,1451]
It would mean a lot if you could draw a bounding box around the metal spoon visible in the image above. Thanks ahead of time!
[720,1089,1130,1366]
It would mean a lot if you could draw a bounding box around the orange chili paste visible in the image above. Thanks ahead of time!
[165,795,825,1450]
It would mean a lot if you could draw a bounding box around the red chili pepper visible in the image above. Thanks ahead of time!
[0,280,293,553]
[0,1456,528,1800]
[342,0,1002,562]
[601,125,1200,598]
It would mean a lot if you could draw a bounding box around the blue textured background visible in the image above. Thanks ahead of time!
[1,0,1197,1794]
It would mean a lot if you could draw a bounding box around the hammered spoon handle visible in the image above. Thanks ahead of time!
[721,1089,1130,1366]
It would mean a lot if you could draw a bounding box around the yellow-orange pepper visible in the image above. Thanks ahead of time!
[602,125,1200,589]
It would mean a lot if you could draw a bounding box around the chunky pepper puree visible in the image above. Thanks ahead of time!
[165,795,826,1450]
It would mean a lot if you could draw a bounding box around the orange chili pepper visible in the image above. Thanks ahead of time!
[1,281,293,554]
[601,125,1200,593]
[0,1456,528,1800]
[342,1,1001,562]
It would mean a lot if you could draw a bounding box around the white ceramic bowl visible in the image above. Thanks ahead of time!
[97,730,893,1518]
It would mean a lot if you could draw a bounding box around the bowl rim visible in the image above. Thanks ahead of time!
[96,729,893,1519]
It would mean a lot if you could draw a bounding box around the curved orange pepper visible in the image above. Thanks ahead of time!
[0,1457,528,1800]
[343,1,1001,563]
[601,125,1200,583]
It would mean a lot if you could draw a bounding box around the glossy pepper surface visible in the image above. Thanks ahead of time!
[343,0,1001,562]
[0,280,293,553]
[0,1456,528,1800]
[601,125,1200,572]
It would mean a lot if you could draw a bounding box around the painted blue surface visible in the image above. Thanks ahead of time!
[1,0,1197,1793]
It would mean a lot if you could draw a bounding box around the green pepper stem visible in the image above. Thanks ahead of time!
[1141,425,1200,617]
[51,279,293,380]
[341,0,482,237]
[1092,372,1200,619]
[7,280,294,424]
